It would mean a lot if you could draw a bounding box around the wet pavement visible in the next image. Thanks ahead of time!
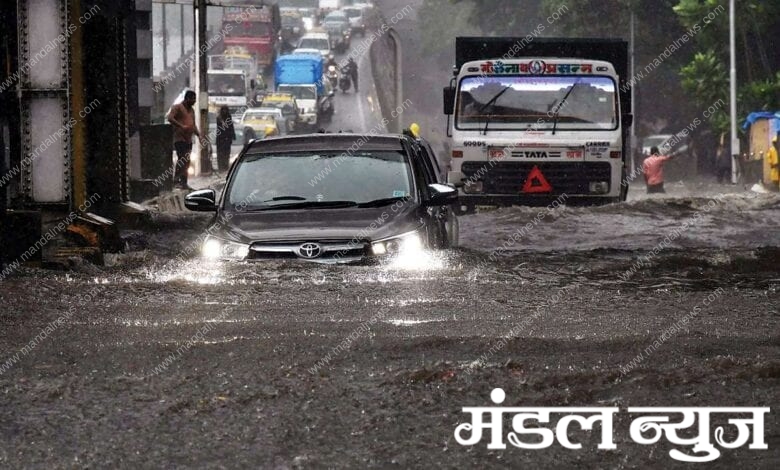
[1,181,778,468]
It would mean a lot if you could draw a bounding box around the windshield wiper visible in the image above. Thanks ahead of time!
[477,86,512,136]
[262,196,308,202]
[551,81,580,136]
[357,196,409,208]
[245,200,358,211]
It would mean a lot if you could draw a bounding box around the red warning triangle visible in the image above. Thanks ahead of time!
[521,166,553,193]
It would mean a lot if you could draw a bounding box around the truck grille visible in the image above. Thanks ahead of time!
[461,161,612,195]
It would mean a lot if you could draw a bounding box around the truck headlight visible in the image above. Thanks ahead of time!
[371,231,423,256]
[203,237,250,260]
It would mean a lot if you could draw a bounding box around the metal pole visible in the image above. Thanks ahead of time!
[729,0,739,183]
[161,3,168,68]
[196,0,209,175]
[629,8,637,174]
[387,28,402,134]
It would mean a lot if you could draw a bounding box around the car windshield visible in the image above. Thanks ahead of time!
[456,75,618,131]
[263,101,297,115]
[244,110,280,120]
[278,85,316,100]
[208,74,245,96]
[298,37,329,50]
[227,151,413,208]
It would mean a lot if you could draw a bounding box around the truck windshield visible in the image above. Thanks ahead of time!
[456,76,618,131]
[225,21,271,37]
[278,85,316,100]
[208,74,246,96]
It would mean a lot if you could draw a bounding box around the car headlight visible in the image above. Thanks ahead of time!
[203,237,250,260]
[371,231,423,256]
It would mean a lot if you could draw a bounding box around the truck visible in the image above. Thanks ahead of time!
[274,53,334,129]
[223,2,281,73]
[443,37,633,210]
[207,68,248,119]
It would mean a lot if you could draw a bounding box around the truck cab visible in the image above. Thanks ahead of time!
[444,38,632,209]
[275,53,334,129]
[207,69,248,119]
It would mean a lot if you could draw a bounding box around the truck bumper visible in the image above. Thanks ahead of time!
[455,194,616,208]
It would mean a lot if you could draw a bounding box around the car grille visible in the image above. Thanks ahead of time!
[247,240,369,261]
[461,161,612,195]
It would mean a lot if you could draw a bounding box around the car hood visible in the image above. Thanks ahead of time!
[215,205,423,244]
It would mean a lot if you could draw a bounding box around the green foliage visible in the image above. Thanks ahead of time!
[680,51,729,133]
[675,0,780,134]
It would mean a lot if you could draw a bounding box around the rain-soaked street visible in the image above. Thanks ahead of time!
[2,0,780,468]
[1,182,779,467]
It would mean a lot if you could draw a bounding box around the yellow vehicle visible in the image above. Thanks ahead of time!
[258,92,300,132]
[240,108,283,144]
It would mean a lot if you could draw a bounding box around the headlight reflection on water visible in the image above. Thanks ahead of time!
[147,259,227,285]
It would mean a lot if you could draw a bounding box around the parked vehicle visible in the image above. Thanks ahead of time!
[184,133,459,263]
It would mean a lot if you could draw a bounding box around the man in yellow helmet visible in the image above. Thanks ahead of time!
[769,133,780,190]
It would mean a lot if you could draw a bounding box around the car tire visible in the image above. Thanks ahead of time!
[445,211,460,248]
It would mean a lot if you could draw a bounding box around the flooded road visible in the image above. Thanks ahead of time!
[1,184,778,468]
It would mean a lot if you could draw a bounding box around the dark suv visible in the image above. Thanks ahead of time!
[185,133,459,263]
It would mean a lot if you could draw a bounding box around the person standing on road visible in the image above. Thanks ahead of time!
[768,133,780,191]
[347,57,358,92]
[642,146,673,194]
[715,133,732,183]
[167,90,200,190]
[215,106,236,173]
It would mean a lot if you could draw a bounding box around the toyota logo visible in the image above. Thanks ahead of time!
[297,243,322,259]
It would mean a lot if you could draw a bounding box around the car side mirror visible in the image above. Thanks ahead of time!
[184,189,217,212]
[443,86,456,116]
[427,183,458,206]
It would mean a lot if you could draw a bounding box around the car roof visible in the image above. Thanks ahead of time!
[245,134,406,154]
[244,107,282,114]
[293,48,324,54]
[301,32,329,39]
[263,93,295,101]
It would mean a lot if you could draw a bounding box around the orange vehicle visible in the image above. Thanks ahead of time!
[223,4,281,71]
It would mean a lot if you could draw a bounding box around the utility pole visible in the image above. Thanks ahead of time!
[729,0,739,183]
[629,7,637,174]
[196,0,210,175]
